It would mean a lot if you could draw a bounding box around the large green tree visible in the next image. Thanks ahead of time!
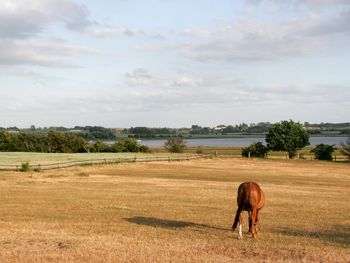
[46,130,66,153]
[265,120,310,158]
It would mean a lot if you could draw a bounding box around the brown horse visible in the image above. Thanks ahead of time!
[232,182,265,239]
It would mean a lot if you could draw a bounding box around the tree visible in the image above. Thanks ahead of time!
[311,144,335,161]
[0,131,15,151]
[46,130,66,153]
[265,120,309,158]
[242,142,268,158]
[340,136,350,159]
[164,137,187,153]
[64,134,88,153]
[91,140,109,153]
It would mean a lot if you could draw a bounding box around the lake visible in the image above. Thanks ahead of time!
[139,136,349,147]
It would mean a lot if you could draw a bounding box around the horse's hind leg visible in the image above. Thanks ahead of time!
[251,208,257,238]
[238,211,243,240]
[248,211,252,233]
[232,208,244,240]
[255,210,260,234]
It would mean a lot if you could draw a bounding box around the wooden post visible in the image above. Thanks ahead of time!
[248,152,251,158]
[334,155,337,162]
[297,153,300,159]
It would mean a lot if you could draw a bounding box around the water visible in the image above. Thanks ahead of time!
[138,137,348,147]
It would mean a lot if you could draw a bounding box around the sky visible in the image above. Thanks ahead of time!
[0,0,349,128]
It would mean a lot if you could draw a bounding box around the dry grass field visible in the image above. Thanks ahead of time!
[0,157,349,262]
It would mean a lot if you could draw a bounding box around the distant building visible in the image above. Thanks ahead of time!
[213,125,227,131]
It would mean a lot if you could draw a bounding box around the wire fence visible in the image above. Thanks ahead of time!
[0,153,348,172]
[0,155,214,172]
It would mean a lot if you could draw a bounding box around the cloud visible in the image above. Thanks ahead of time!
[118,69,350,112]
[0,38,99,67]
[125,69,202,89]
[86,25,148,38]
[179,3,350,63]
[245,0,350,8]
[0,0,91,39]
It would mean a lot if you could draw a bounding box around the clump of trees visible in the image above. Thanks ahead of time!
[164,137,187,153]
[265,120,310,158]
[0,131,149,153]
[311,144,335,161]
[340,136,350,159]
[242,142,268,158]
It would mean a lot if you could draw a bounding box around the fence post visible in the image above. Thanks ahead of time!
[297,153,300,159]
[248,152,251,159]
[334,155,337,162]
[16,165,19,172]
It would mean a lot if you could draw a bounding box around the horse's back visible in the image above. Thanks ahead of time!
[237,182,265,210]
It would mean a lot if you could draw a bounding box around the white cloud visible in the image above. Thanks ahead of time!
[0,38,99,67]
[245,0,350,8]
[0,0,91,39]
[87,26,145,38]
[179,5,350,63]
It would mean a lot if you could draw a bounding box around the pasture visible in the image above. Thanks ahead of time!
[0,157,349,262]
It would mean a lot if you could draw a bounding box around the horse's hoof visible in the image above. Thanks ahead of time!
[238,235,243,240]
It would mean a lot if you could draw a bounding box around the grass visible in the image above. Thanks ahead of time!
[0,157,349,262]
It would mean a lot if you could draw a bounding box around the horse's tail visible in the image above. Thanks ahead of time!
[232,205,243,231]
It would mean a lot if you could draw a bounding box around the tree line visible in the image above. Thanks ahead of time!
[166,120,350,161]
[0,130,149,153]
[2,122,350,141]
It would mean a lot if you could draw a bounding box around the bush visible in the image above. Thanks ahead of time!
[340,136,350,159]
[242,142,269,158]
[20,162,31,172]
[77,172,89,177]
[196,146,204,154]
[311,144,335,161]
[111,138,150,153]
[164,137,187,153]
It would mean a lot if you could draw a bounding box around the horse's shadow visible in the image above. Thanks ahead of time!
[125,216,228,231]
[275,224,350,246]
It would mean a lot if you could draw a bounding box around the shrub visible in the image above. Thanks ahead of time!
[20,162,31,172]
[164,137,187,153]
[196,146,204,154]
[311,144,335,161]
[77,172,89,177]
[340,136,350,159]
[111,138,150,153]
[242,142,268,158]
